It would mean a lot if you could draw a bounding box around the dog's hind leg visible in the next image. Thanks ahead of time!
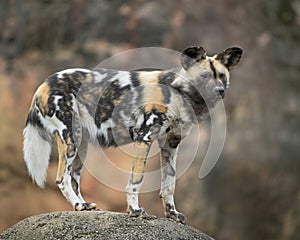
[55,131,96,211]
[70,143,86,203]
[55,132,79,206]
[70,130,97,210]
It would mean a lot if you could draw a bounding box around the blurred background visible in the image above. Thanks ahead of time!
[0,0,299,239]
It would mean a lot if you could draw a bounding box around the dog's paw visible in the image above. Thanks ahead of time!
[75,202,97,211]
[128,206,148,218]
[165,204,186,224]
[166,210,186,224]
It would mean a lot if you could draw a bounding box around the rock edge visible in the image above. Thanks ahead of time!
[0,211,214,240]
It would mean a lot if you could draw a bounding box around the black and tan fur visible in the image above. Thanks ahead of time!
[23,46,242,223]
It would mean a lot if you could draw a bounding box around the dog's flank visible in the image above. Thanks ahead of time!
[23,46,242,223]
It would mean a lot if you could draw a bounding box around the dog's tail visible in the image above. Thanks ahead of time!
[23,106,52,188]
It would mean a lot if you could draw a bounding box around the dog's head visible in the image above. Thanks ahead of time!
[175,46,242,103]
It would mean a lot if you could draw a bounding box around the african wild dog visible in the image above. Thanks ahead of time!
[23,46,242,223]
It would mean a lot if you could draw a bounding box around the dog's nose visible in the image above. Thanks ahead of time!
[218,89,225,97]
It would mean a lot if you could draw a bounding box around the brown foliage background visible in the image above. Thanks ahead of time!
[0,0,299,239]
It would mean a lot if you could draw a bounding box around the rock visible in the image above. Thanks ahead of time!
[0,211,213,240]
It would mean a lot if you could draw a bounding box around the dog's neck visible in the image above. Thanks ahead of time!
[174,84,209,121]
[168,69,219,120]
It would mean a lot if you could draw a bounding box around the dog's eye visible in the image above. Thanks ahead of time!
[219,73,227,86]
[219,73,226,80]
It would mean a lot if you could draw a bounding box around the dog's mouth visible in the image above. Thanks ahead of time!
[219,93,225,99]
[206,92,225,102]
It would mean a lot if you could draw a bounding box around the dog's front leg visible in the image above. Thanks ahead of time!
[158,134,186,224]
[126,141,151,217]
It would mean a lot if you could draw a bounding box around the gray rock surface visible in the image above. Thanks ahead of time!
[0,211,213,240]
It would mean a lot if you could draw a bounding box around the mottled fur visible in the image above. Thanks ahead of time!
[23,46,242,223]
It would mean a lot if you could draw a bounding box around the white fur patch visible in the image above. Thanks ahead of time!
[98,119,115,144]
[53,95,63,108]
[146,114,158,126]
[78,103,98,143]
[93,71,108,83]
[38,111,66,137]
[126,183,142,209]
[136,114,144,129]
[143,130,152,141]
[71,94,79,114]
[57,172,83,206]
[119,110,132,127]
[108,71,131,88]
[57,68,91,78]
[23,124,51,188]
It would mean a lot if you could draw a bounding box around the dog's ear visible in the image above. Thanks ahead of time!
[215,47,243,70]
[180,46,206,70]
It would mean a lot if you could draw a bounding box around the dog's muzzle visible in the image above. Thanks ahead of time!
[215,87,225,98]
[219,89,225,98]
